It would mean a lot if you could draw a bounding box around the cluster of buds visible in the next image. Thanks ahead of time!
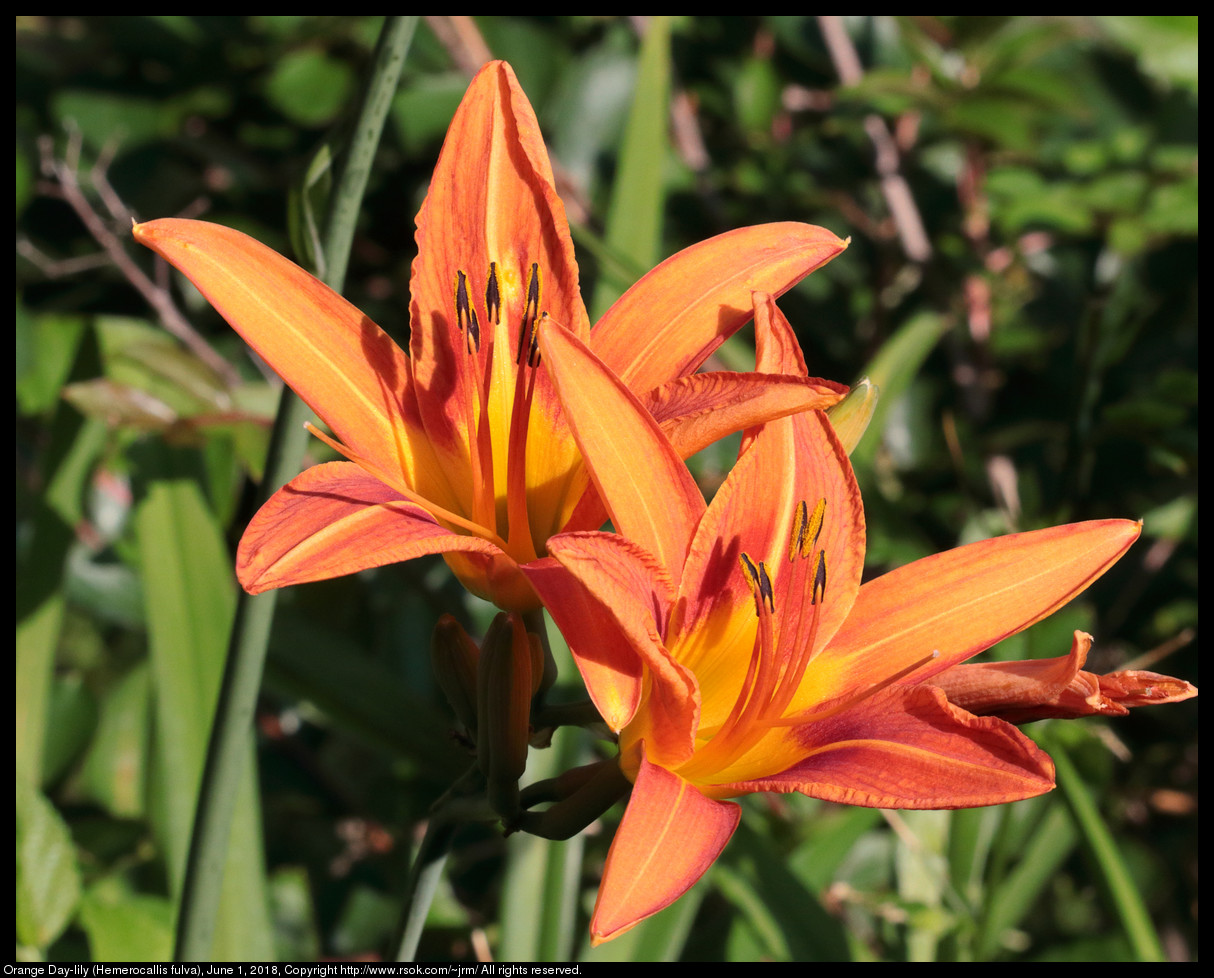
[430,613,632,839]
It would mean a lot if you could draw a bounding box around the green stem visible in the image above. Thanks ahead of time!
[172,16,417,961]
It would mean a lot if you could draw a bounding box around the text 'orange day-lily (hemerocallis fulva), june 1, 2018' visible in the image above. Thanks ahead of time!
[132,60,849,611]
[522,293,1197,944]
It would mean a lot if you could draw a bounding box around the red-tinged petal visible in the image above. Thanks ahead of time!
[538,320,705,583]
[708,685,1055,808]
[133,219,449,505]
[592,224,848,394]
[530,533,699,765]
[236,462,502,595]
[557,372,845,540]
[796,520,1143,716]
[752,290,810,377]
[409,61,588,509]
[643,371,847,460]
[590,749,740,945]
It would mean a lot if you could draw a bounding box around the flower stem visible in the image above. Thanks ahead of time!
[172,16,418,961]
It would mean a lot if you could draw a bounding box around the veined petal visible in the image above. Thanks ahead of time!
[643,371,847,460]
[538,319,704,583]
[557,372,845,540]
[531,533,698,764]
[592,224,848,394]
[591,749,740,945]
[709,685,1055,808]
[411,60,588,353]
[752,290,810,377]
[237,462,502,594]
[796,520,1142,715]
[133,219,447,504]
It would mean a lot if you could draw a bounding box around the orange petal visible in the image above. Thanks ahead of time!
[752,290,810,377]
[800,520,1142,713]
[132,219,447,503]
[592,224,847,395]
[440,550,542,613]
[537,319,705,582]
[236,462,502,594]
[558,371,845,540]
[712,685,1055,808]
[644,371,847,460]
[531,533,699,764]
[1094,670,1197,709]
[929,629,1094,719]
[590,749,740,945]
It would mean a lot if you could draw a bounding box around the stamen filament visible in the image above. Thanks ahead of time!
[504,310,542,553]
[455,269,495,529]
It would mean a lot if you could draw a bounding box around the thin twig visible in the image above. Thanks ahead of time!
[35,132,241,387]
[818,16,931,263]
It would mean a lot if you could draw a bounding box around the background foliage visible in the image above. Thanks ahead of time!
[16,15,1197,962]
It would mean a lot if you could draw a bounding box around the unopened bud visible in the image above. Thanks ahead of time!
[431,615,481,742]
[477,612,534,816]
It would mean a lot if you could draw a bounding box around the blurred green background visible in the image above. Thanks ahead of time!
[16,16,1197,963]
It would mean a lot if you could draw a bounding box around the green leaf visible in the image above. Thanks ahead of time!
[264,48,356,127]
[590,17,673,320]
[79,883,174,961]
[715,819,851,961]
[16,779,83,952]
[136,470,273,959]
[978,798,1076,959]
[79,664,152,818]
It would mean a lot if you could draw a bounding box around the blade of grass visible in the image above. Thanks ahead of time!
[589,16,673,321]
[1039,728,1166,962]
[17,325,101,789]
[137,471,272,959]
[172,15,418,961]
[977,798,1076,959]
[849,310,949,474]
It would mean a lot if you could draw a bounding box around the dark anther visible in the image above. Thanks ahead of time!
[517,262,541,364]
[740,553,775,615]
[486,262,502,325]
[455,270,480,352]
[812,550,828,605]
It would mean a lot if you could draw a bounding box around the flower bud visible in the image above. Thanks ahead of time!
[430,614,481,743]
[477,612,534,816]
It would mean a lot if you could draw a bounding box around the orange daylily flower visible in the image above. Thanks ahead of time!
[523,297,1173,944]
[132,61,847,610]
